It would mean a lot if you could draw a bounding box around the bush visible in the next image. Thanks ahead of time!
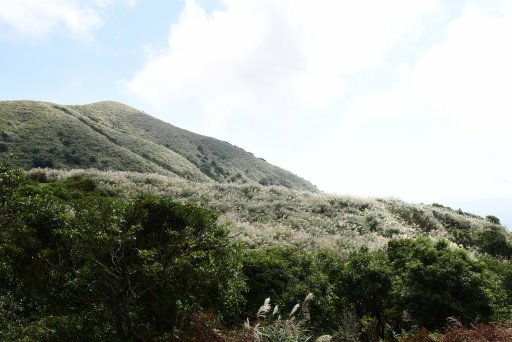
[64,176,97,192]
[32,156,54,168]
[334,248,392,339]
[0,166,246,340]
[387,238,494,330]
[486,215,501,225]
[242,247,342,334]
[477,226,512,258]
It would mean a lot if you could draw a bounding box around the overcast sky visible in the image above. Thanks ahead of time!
[1,0,511,227]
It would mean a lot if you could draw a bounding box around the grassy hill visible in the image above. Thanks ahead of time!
[2,97,512,342]
[2,99,509,255]
[28,168,512,256]
[0,100,316,191]
[5,165,512,341]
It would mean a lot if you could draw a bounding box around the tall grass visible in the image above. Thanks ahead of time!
[25,168,511,253]
[245,294,329,342]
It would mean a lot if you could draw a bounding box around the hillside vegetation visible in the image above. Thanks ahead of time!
[0,100,316,191]
[2,165,512,341]
[2,100,512,341]
[27,168,512,256]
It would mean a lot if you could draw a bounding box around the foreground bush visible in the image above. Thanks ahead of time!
[242,247,342,334]
[0,165,245,340]
[2,165,512,341]
[386,238,494,331]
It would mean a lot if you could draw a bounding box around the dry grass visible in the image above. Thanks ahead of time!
[26,168,511,252]
[245,294,323,342]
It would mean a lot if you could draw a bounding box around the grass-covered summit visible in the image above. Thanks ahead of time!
[0,100,316,191]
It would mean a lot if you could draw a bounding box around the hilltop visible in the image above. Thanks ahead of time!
[0,100,316,191]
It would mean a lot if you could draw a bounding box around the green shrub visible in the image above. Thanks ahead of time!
[31,156,54,168]
[334,248,392,339]
[0,166,246,340]
[242,247,341,333]
[387,237,494,330]
[477,226,512,258]
[64,177,97,192]
[486,215,501,225]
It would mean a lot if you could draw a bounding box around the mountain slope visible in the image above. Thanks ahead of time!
[0,100,316,191]
[28,168,512,255]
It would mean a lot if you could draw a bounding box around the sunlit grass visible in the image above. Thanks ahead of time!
[26,168,510,253]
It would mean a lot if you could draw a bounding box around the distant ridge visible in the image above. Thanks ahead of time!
[0,100,317,191]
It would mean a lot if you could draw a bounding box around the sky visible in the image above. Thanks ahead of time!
[1,0,511,227]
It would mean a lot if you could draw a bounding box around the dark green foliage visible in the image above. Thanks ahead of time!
[387,237,493,330]
[486,215,501,225]
[2,165,512,340]
[242,247,341,333]
[477,226,512,258]
[0,131,10,141]
[241,239,505,339]
[481,256,512,320]
[199,160,229,181]
[26,169,48,183]
[0,143,7,152]
[0,166,245,341]
[242,246,316,312]
[259,177,270,186]
[64,151,81,165]
[32,156,54,168]
[335,248,392,337]
[57,195,246,339]
[64,176,97,192]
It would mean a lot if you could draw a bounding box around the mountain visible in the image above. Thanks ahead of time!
[3,101,512,341]
[0,100,316,191]
[2,100,510,253]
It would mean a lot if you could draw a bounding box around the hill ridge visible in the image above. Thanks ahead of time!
[0,100,317,191]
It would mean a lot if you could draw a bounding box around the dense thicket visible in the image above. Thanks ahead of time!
[0,165,245,341]
[242,241,509,341]
[1,165,512,341]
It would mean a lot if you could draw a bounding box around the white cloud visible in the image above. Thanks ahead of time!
[0,0,135,40]
[319,2,512,201]
[410,5,512,138]
[128,0,512,210]
[128,0,439,135]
